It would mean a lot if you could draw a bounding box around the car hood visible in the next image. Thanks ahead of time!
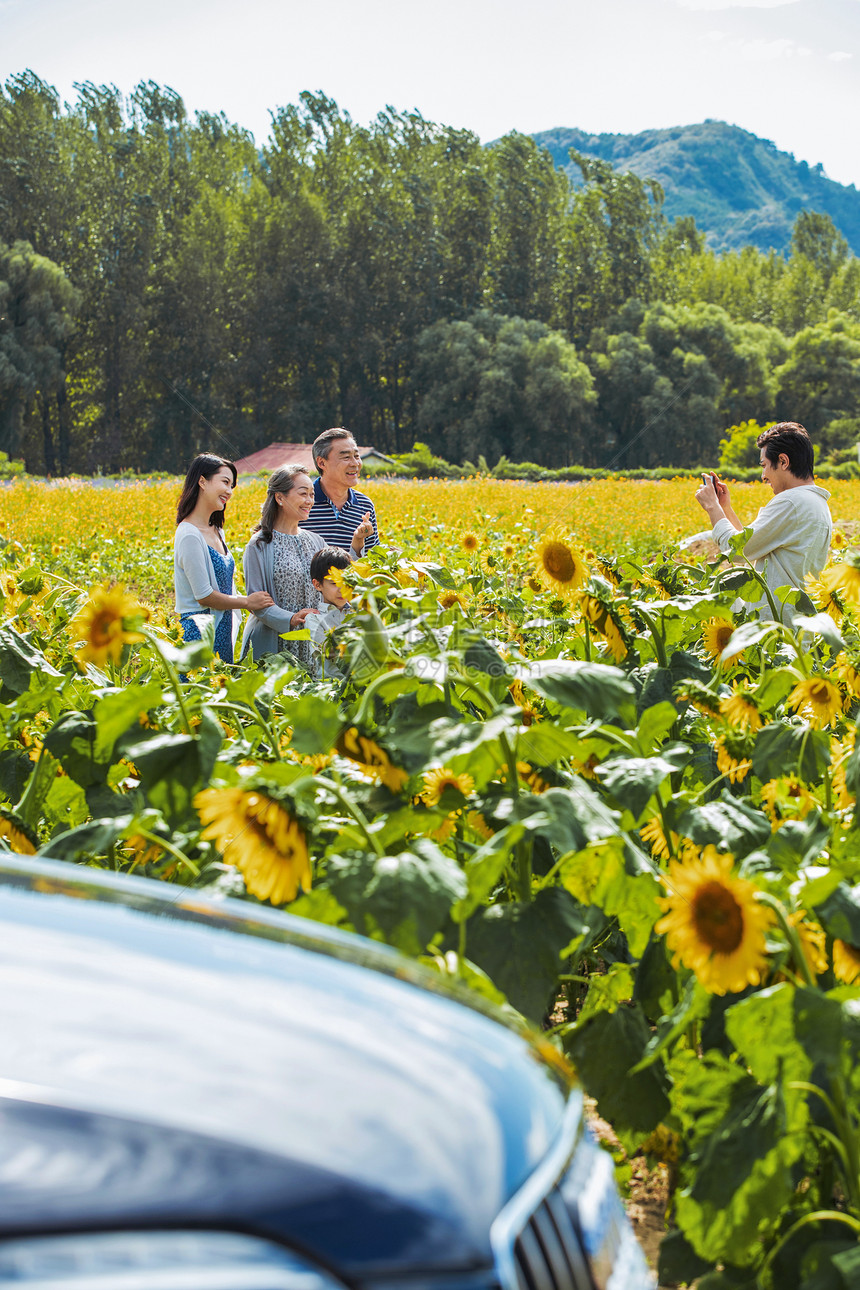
[0,858,573,1278]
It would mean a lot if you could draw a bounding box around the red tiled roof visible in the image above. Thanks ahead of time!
[234,443,387,474]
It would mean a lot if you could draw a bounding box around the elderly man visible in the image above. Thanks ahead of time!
[695,421,831,620]
[300,427,379,558]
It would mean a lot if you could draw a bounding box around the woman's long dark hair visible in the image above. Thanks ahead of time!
[176,454,237,528]
[255,464,311,543]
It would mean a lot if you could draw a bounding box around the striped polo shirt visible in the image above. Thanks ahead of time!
[300,477,380,555]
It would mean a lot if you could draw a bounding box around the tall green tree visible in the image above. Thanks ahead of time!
[775,313,860,430]
[415,310,594,465]
[0,239,77,464]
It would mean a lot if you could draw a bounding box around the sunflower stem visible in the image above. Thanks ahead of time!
[754,892,816,987]
[830,1074,860,1212]
[130,827,200,877]
[634,606,668,669]
[499,731,532,902]
[300,775,385,857]
[142,629,194,736]
[208,698,278,753]
[14,741,55,832]
[757,1211,860,1287]
[352,668,408,726]
[450,671,498,714]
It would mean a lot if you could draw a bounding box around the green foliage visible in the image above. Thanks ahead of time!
[414,311,595,467]
[718,420,770,471]
[2,75,859,474]
[7,499,860,1285]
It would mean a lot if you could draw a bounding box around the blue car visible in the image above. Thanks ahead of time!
[0,855,655,1289]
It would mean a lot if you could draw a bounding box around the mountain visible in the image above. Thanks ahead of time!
[530,121,860,256]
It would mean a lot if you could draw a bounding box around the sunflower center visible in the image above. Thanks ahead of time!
[244,810,297,859]
[91,610,120,646]
[810,683,831,704]
[716,627,733,650]
[542,542,576,584]
[692,881,744,955]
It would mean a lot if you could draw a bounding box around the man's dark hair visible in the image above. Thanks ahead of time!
[311,427,355,471]
[756,422,815,479]
[310,545,352,583]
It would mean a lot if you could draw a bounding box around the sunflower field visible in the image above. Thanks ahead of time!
[6,475,860,1287]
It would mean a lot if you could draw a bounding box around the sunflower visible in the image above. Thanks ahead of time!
[595,558,620,588]
[480,550,505,577]
[421,767,475,806]
[69,584,149,667]
[719,683,762,732]
[195,786,311,905]
[656,847,773,995]
[833,653,860,703]
[822,560,860,607]
[832,733,856,812]
[508,679,541,726]
[640,816,678,860]
[503,542,517,560]
[326,565,353,602]
[759,775,816,828]
[461,531,480,553]
[787,910,827,978]
[715,730,754,784]
[701,617,737,663]
[0,808,37,855]
[394,567,421,588]
[806,573,844,624]
[580,594,628,661]
[338,727,408,792]
[429,811,460,843]
[466,810,494,840]
[572,753,600,780]
[676,681,722,719]
[533,530,588,601]
[438,589,469,612]
[518,761,549,794]
[525,574,544,595]
[125,833,163,866]
[833,939,860,985]
[787,676,843,729]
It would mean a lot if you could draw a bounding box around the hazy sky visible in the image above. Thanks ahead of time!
[3,0,859,186]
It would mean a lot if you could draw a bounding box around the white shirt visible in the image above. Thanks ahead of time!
[712,483,832,622]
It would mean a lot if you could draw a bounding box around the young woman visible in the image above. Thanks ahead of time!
[174,453,273,663]
[241,464,329,666]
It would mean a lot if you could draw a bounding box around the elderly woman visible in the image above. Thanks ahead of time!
[241,464,330,666]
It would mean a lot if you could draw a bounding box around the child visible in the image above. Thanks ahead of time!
[307,546,352,678]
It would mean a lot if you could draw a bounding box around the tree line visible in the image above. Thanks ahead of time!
[1,71,859,475]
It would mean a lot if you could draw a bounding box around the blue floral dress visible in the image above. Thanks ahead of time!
[180,544,236,664]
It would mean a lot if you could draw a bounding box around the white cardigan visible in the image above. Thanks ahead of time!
[173,521,239,647]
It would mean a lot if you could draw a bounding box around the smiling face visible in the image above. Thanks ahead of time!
[318,438,362,492]
[276,473,315,524]
[199,467,235,514]
[760,448,790,494]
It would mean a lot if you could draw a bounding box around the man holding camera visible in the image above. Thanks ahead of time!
[695,421,832,621]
